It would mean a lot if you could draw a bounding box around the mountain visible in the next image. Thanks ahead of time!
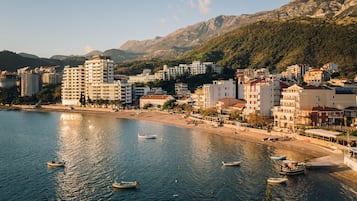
[182,17,357,78]
[18,52,40,59]
[0,51,85,72]
[118,0,357,60]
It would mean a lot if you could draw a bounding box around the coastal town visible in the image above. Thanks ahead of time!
[1,55,357,174]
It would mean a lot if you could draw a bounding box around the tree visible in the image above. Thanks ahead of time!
[200,108,218,117]
[0,86,19,105]
[143,103,153,109]
[230,110,243,120]
[162,99,176,111]
[246,112,268,128]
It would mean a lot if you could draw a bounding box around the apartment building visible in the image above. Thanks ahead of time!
[42,73,62,85]
[202,79,236,109]
[303,69,330,86]
[87,80,132,105]
[272,84,356,131]
[0,72,17,88]
[62,56,134,106]
[21,72,40,97]
[84,55,114,84]
[191,88,204,110]
[243,76,280,117]
[175,83,190,98]
[61,65,85,106]
[281,64,311,83]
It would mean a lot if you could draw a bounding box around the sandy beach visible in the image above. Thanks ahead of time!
[4,104,357,189]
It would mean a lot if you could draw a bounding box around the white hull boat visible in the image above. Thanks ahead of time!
[47,161,65,167]
[270,155,287,160]
[222,161,241,166]
[267,177,288,184]
[112,181,139,189]
[138,134,157,139]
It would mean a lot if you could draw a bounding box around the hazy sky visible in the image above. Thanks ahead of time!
[0,0,290,58]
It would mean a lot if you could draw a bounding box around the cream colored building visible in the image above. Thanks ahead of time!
[202,79,236,109]
[87,80,133,105]
[61,65,85,106]
[243,76,281,117]
[272,84,356,131]
[303,69,329,86]
[191,88,204,110]
[84,56,114,85]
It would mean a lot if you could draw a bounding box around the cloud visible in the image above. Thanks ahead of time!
[198,0,211,14]
[84,45,94,53]
[187,0,211,14]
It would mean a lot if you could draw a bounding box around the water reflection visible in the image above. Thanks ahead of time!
[56,113,122,200]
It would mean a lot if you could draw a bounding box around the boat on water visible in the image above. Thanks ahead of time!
[222,161,241,166]
[267,177,288,184]
[112,181,139,189]
[47,160,65,167]
[279,160,305,176]
[138,133,157,139]
[270,155,287,160]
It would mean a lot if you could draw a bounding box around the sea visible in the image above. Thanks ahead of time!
[0,110,356,201]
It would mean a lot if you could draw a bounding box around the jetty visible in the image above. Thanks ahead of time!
[305,154,344,169]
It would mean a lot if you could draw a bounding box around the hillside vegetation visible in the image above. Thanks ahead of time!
[183,17,357,78]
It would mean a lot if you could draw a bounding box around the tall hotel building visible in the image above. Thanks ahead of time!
[62,56,133,106]
[61,65,85,106]
[21,72,40,97]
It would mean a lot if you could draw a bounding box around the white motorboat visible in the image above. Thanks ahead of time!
[138,133,157,139]
[112,181,139,189]
[270,155,287,160]
[267,177,288,184]
[222,161,241,166]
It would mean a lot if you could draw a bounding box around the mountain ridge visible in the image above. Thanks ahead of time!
[117,0,357,61]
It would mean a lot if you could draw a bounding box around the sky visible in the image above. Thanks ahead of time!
[0,0,290,58]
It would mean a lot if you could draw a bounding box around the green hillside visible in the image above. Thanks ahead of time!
[183,17,357,78]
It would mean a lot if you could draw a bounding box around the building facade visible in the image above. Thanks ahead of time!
[202,79,236,109]
[61,65,85,106]
[20,72,40,97]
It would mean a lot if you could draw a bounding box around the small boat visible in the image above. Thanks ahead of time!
[112,181,139,189]
[138,133,157,139]
[222,161,241,166]
[47,160,65,167]
[270,155,287,160]
[267,177,288,184]
[279,160,306,176]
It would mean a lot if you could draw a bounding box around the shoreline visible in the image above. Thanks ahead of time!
[2,104,357,189]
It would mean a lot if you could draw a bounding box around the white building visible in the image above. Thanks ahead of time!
[21,72,40,97]
[202,79,236,109]
[272,84,357,131]
[128,69,157,83]
[42,73,62,85]
[243,76,280,117]
[61,65,85,106]
[61,56,129,106]
[281,64,311,83]
[175,83,190,98]
[87,80,133,105]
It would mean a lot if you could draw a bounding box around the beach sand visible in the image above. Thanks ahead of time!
[6,104,357,189]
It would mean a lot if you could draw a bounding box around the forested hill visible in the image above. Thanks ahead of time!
[182,17,357,78]
[0,51,85,72]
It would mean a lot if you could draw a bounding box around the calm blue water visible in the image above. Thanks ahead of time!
[0,110,356,201]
